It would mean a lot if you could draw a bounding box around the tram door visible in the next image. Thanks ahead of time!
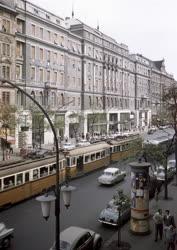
[76,155,83,173]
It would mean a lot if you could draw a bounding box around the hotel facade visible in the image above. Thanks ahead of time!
[0,0,175,148]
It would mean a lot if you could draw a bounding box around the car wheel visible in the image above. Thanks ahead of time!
[95,239,102,250]
[2,237,11,248]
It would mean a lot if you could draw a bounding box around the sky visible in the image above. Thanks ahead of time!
[29,0,177,79]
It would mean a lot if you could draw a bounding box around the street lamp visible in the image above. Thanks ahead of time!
[117,200,125,247]
[0,78,75,250]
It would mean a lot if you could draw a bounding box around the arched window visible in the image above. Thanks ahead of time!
[61,93,64,106]
[51,92,56,107]
[89,96,92,108]
[39,91,43,105]
[31,91,35,99]
[17,90,22,106]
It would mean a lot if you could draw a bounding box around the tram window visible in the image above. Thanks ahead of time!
[33,169,39,180]
[110,147,113,153]
[3,176,15,189]
[66,158,70,167]
[91,154,95,161]
[71,157,76,166]
[17,173,23,185]
[85,155,90,163]
[106,149,110,155]
[117,146,120,152]
[25,172,30,182]
[101,150,105,158]
[96,152,100,159]
[40,167,48,177]
[49,165,56,174]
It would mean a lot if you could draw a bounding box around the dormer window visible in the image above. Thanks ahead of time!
[34,8,38,14]
[46,14,50,20]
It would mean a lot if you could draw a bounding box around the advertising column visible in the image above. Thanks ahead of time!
[129,161,151,235]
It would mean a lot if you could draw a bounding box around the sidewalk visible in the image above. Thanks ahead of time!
[102,179,177,250]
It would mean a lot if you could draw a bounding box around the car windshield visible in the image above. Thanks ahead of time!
[60,240,71,250]
[157,168,164,174]
[168,162,175,168]
[104,172,113,176]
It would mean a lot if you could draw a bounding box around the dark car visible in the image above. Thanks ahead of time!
[50,226,102,250]
[27,149,49,159]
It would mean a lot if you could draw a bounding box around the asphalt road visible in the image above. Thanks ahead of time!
[0,161,132,250]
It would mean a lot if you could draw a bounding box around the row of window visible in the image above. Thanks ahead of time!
[31,45,64,64]
[66,149,110,167]
[29,23,81,54]
[0,161,65,191]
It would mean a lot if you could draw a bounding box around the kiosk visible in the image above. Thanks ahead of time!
[130,161,151,234]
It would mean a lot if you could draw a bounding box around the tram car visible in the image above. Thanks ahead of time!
[0,156,65,208]
[0,135,142,208]
[65,142,111,178]
[109,135,142,162]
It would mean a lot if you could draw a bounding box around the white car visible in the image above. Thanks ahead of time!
[50,226,102,250]
[98,167,126,185]
[0,223,14,248]
[167,160,176,174]
[76,140,90,147]
[61,143,75,151]
[154,165,174,181]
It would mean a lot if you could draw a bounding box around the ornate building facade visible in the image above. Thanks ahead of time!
[0,0,175,147]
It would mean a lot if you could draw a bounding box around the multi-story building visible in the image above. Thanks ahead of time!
[0,0,175,148]
[0,0,16,105]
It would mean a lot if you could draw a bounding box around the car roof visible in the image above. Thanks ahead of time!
[168,160,175,163]
[104,167,119,173]
[60,226,91,246]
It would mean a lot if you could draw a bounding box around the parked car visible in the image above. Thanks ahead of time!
[27,149,49,159]
[50,226,102,250]
[98,167,126,185]
[153,165,174,181]
[167,160,176,174]
[0,223,14,249]
[61,143,75,151]
[98,194,130,226]
[76,140,90,147]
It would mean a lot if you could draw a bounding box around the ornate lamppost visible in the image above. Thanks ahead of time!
[0,78,75,250]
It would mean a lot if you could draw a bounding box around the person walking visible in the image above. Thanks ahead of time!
[164,210,176,228]
[165,225,177,250]
[153,208,164,241]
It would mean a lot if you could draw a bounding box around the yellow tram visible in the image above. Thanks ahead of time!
[0,135,142,208]
[0,156,65,208]
[109,135,142,162]
[65,142,111,178]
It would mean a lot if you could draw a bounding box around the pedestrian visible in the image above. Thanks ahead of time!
[164,210,176,228]
[9,146,13,154]
[165,225,177,250]
[153,208,164,241]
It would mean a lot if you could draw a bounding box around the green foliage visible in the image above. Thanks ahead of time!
[0,103,16,133]
[143,143,166,168]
